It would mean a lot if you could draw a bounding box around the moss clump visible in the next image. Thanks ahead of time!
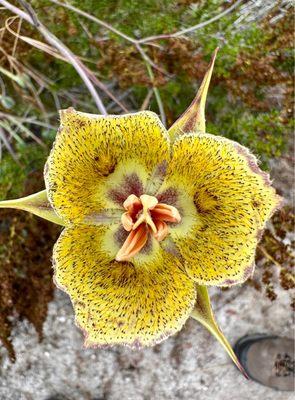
[207,108,288,168]
[0,142,50,200]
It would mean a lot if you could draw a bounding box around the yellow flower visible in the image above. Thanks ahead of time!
[0,50,281,373]
[44,106,279,346]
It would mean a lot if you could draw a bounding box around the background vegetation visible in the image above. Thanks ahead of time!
[0,0,293,359]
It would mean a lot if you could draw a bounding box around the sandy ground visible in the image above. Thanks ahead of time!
[0,281,293,400]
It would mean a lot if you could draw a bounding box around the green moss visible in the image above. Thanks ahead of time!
[207,105,287,169]
[0,143,50,200]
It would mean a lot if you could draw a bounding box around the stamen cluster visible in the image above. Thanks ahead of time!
[116,194,181,261]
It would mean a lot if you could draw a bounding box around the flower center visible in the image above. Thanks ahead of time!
[115,194,181,262]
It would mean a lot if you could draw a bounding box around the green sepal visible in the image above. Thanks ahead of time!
[0,190,65,226]
[168,48,218,141]
[191,285,248,378]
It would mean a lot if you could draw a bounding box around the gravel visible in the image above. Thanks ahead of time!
[0,282,293,400]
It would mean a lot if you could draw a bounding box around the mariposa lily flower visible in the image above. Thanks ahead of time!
[0,50,281,375]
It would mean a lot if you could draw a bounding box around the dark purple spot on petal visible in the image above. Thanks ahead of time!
[125,173,144,197]
[108,173,144,206]
[114,225,129,246]
[157,187,179,206]
[140,235,153,255]
[109,188,127,205]
[153,161,168,179]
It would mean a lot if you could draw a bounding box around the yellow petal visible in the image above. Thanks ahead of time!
[168,48,218,141]
[164,133,282,286]
[191,286,248,378]
[45,109,170,224]
[53,225,196,347]
[0,190,65,226]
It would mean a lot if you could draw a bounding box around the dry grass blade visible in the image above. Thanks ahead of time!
[0,65,26,88]
[4,11,129,113]
[49,0,169,78]
[140,89,153,111]
[139,45,166,126]
[49,0,137,44]
[138,0,244,43]
[0,126,20,164]
[81,64,129,113]
[0,0,108,114]
[8,118,46,147]
[0,120,24,145]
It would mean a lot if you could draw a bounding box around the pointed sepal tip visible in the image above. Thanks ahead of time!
[168,47,219,140]
[191,285,249,379]
[0,190,65,226]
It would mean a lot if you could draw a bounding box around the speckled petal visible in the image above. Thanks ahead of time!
[53,226,196,347]
[45,109,170,224]
[164,133,281,286]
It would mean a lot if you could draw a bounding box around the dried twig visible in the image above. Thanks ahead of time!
[0,0,245,119]
[258,245,283,270]
[49,0,137,44]
[49,0,243,45]
[0,126,20,164]
[8,117,46,147]
[11,14,21,56]
[138,0,244,44]
[46,0,244,116]
[140,89,153,111]
[4,10,129,113]
[142,49,166,126]
[49,0,169,77]
[258,244,295,285]
[135,42,170,77]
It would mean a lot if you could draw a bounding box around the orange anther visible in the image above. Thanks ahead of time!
[116,194,181,261]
